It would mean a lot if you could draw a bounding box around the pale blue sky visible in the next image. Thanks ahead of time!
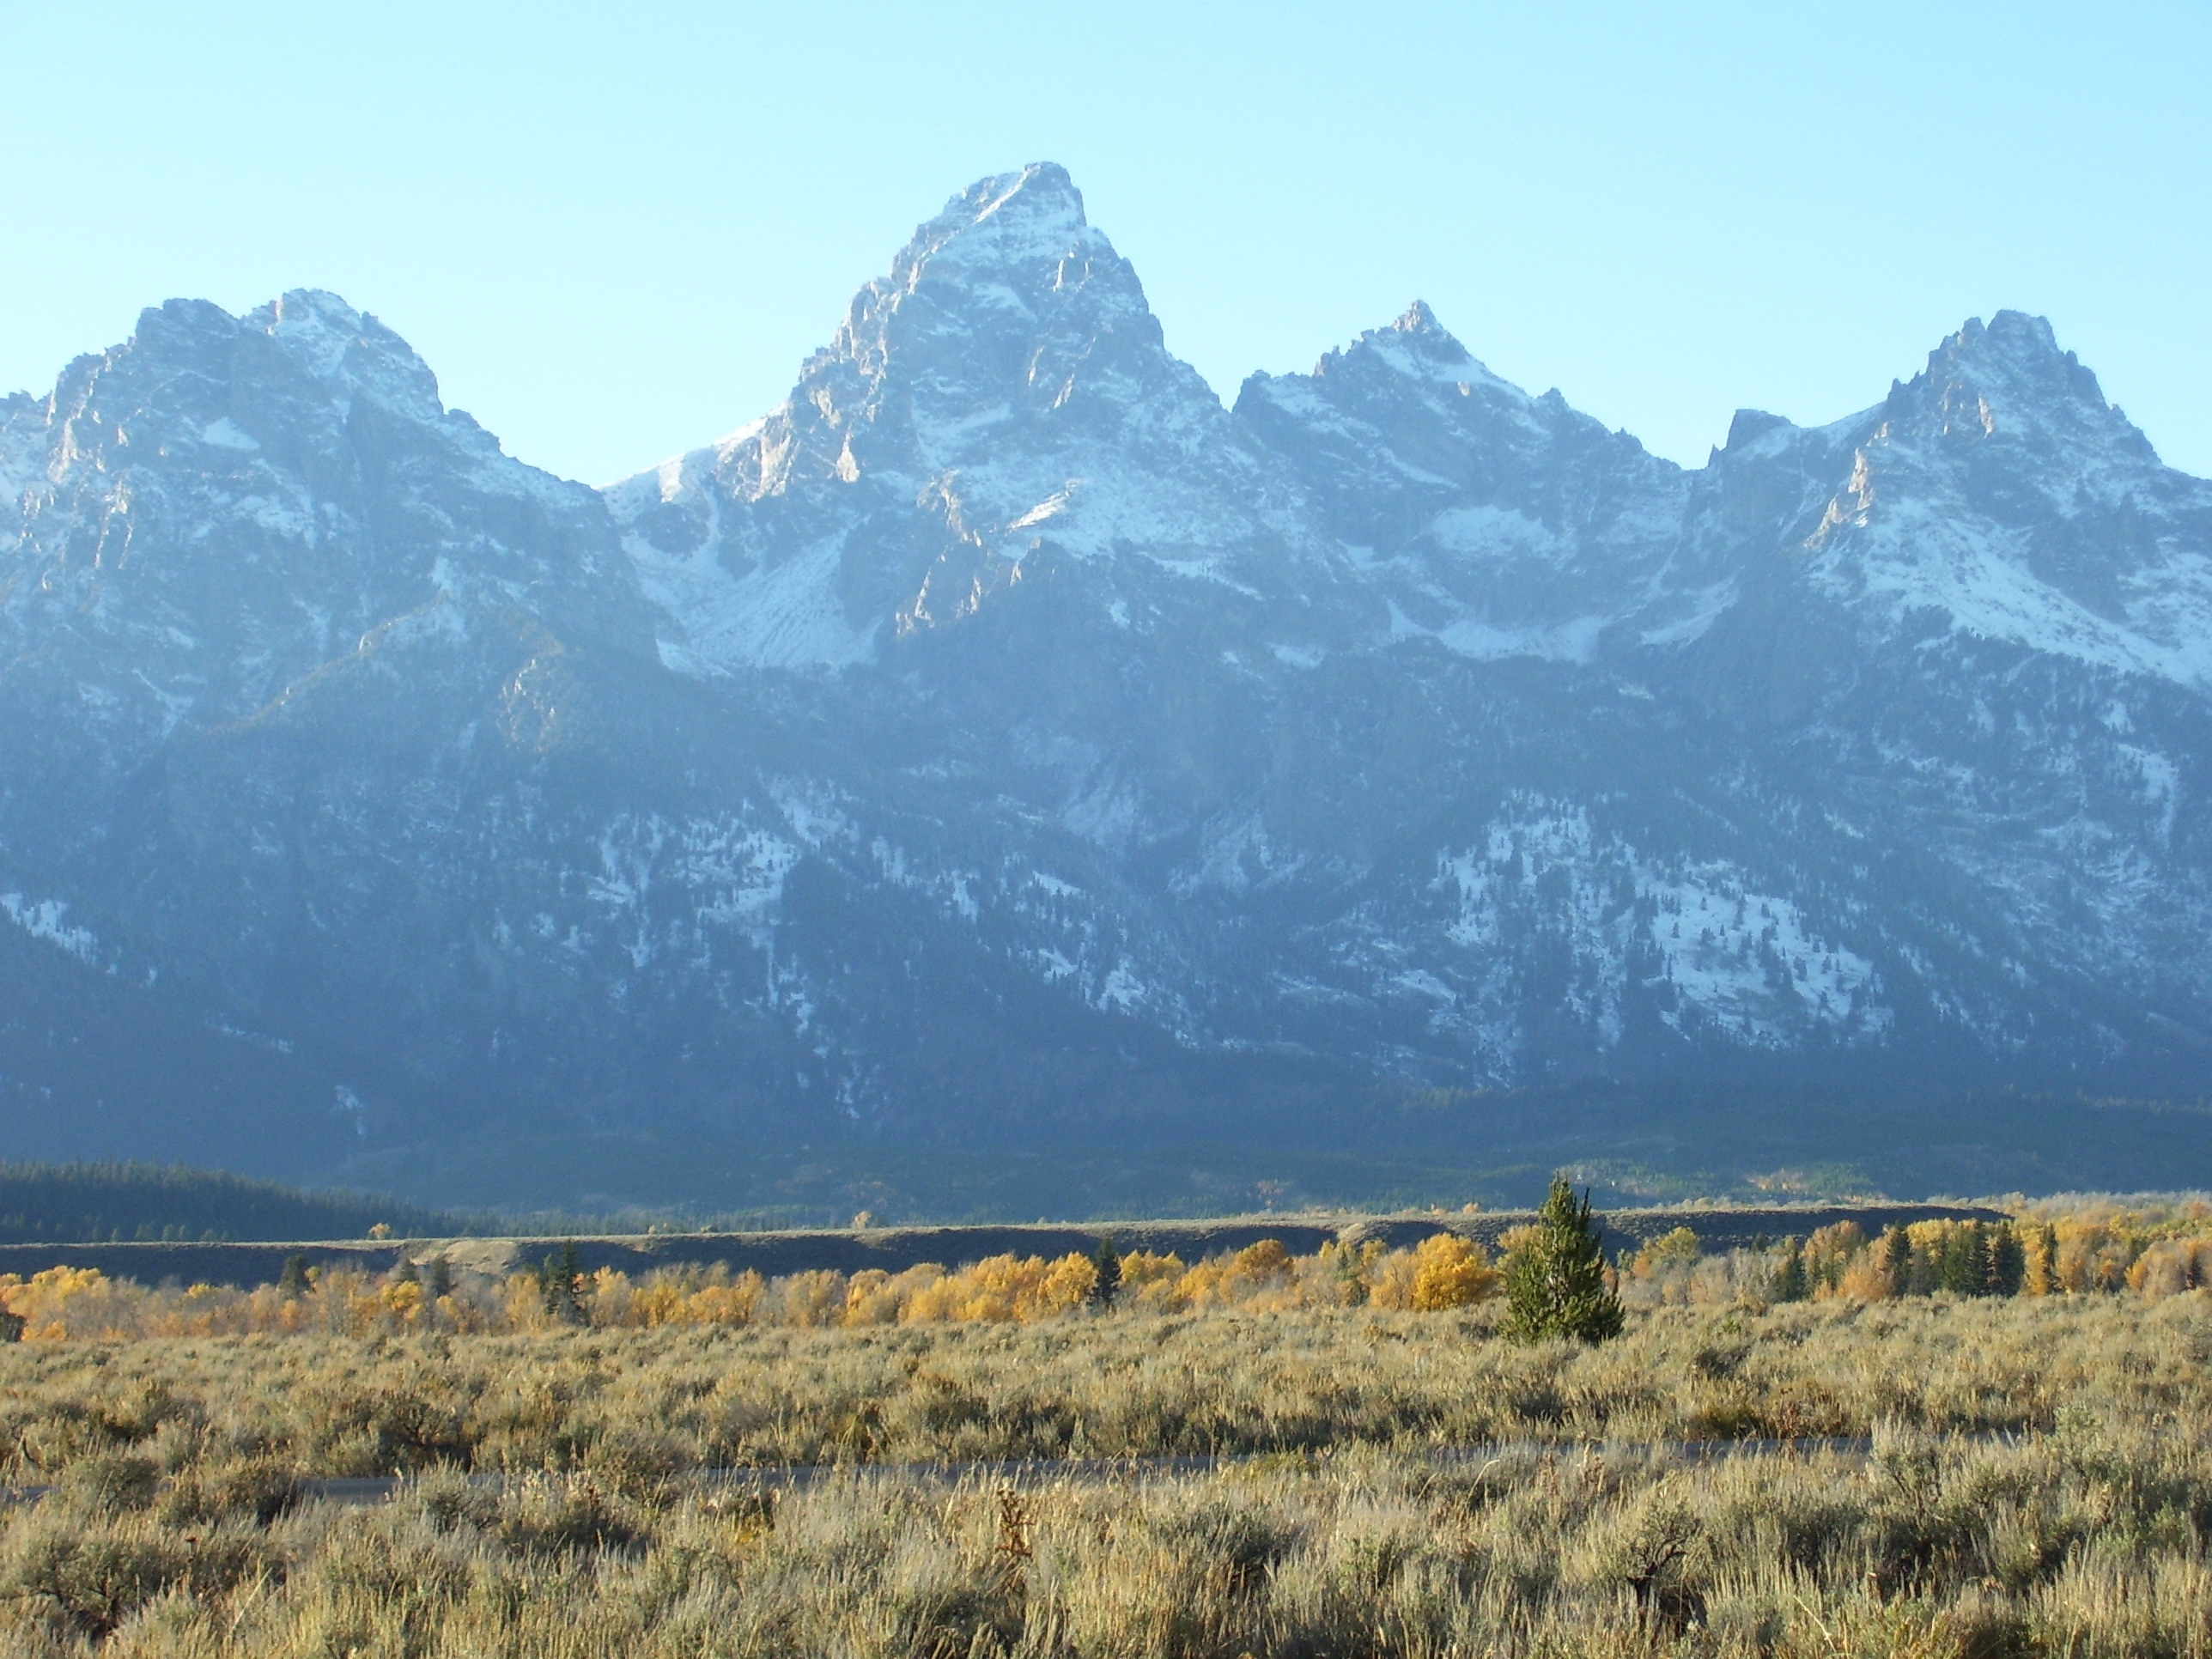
[3,2,2206,483]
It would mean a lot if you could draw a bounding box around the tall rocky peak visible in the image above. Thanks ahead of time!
[1681,311,2212,707]
[1236,297,1680,552]
[735,161,1225,500]
[1,290,642,743]
[1875,310,2159,473]
[610,163,1321,676]
[1233,301,1691,656]
[51,290,450,458]
[1328,299,1518,387]
[838,162,1163,392]
[249,289,447,420]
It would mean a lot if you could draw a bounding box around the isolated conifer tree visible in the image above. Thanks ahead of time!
[1990,1224,2026,1297]
[2036,1224,2061,1294]
[1334,1240,1372,1306]
[1881,1226,1912,1297]
[539,1242,583,1322]
[1504,1176,1623,1344]
[1774,1239,1809,1303]
[277,1254,313,1298]
[1088,1238,1121,1308]
[425,1256,453,1300]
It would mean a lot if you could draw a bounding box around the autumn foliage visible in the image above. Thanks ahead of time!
[0,1234,1502,1342]
[13,1195,2209,1346]
[1617,1196,2212,1308]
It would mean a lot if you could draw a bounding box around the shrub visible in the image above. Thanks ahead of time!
[1410,1233,1498,1310]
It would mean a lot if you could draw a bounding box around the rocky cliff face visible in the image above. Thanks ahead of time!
[3,163,2207,1187]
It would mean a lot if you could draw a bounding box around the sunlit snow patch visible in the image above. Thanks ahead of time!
[0,894,99,965]
[1644,872,1880,1042]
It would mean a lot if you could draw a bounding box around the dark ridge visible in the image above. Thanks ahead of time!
[0,1160,471,1244]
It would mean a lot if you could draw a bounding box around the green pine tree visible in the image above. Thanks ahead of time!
[1949,1224,1992,1297]
[1088,1237,1121,1308]
[1504,1176,1624,1345]
[1334,1241,1372,1307]
[1990,1225,2026,1297]
[277,1254,313,1298]
[1933,1225,1965,1294]
[1881,1225,1912,1296]
[1774,1239,1809,1303]
[539,1242,583,1322]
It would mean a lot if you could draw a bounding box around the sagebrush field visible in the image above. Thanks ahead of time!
[4,1201,2212,1655]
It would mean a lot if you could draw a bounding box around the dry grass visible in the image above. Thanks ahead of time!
[3,1293,2212,1653]
[5,1293,2207,1475]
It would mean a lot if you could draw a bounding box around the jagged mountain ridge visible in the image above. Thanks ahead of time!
[1,161,2206,1187]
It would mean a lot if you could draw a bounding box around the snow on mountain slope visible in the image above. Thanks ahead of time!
[0,163,2207,1182]
[1790,313,2212,690]
[1662,313,2212,702]
[505,173,2212,1102]
[0,289,648,744]
[1236,302,1698,659]
[608,163,1352,677]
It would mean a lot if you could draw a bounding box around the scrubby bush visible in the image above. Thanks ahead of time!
[5,1407,2212,1654]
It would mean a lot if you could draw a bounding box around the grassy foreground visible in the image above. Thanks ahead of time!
[3,1293,2212,1654]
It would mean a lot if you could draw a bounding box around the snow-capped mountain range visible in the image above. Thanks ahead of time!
[3,162,2207,1182]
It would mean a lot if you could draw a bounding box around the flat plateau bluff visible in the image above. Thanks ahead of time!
[3,164,2208,1174]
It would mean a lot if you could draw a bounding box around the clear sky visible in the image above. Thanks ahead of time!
[3,1,2206,485]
